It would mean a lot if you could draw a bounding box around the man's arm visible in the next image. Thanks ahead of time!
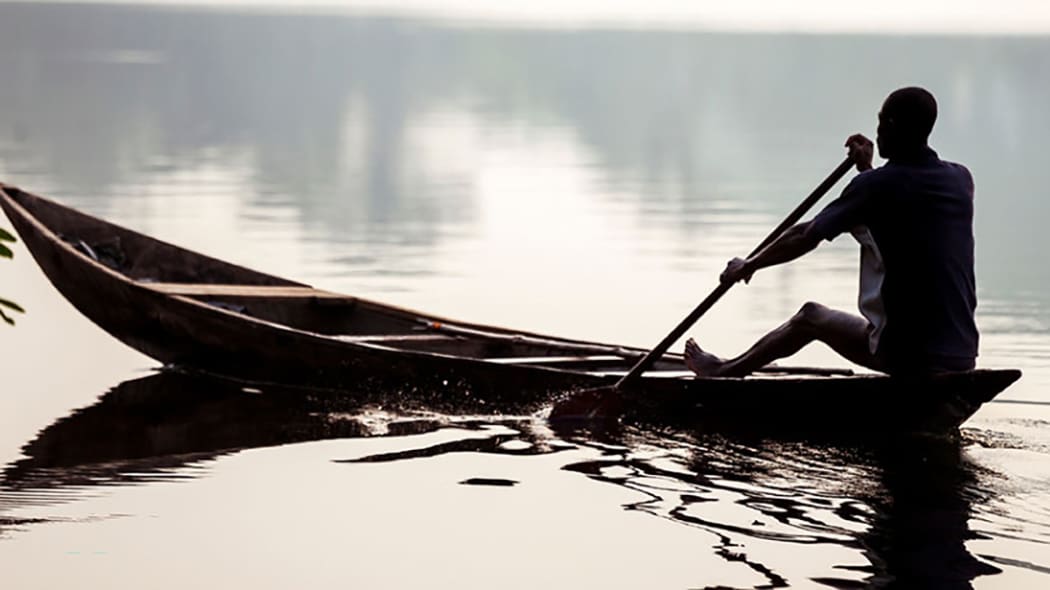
[720,221,821,284]
[720,133,875,285]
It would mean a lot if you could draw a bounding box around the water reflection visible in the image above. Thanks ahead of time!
[2,368,1048,587]
[0,370,537,506]
[867,442,1003,588]
[552,430,1006,588]
[328,419,1027,587]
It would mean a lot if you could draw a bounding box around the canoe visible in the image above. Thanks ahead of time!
[0,183,1021,435]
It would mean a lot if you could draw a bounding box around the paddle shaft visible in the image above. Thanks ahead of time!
[614,156,855,389]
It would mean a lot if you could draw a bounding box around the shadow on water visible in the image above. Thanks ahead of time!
[0,368,1037,588]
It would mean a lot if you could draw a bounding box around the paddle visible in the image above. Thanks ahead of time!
[549,155,856,421]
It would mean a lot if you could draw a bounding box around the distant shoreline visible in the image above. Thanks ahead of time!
[2,0,1049,37]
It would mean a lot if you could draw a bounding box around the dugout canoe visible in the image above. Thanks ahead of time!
[0,183,1022,435]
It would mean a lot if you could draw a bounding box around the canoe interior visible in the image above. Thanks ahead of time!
[3,185,301,287]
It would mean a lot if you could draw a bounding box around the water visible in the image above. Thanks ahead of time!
[1,4,1049,588]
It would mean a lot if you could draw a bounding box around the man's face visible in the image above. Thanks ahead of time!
[876,108,895,159]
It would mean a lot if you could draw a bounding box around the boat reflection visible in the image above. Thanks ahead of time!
[0,370,542,501]
[1,369,1004,587]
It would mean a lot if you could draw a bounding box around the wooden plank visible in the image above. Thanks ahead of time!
[333,334,459,343]
[420,320,854,376]
[486,355,626,365]
[144,283,347,299]
[418,319,644,357]
[756,366,854,376]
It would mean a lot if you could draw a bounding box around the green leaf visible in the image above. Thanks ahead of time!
[0,298,25,313]
[0,243,11,259]
[0,227,14,242]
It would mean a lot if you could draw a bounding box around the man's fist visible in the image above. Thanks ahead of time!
[845,133,874,172]
[720,257,755,285]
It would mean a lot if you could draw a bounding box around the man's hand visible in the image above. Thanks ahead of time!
[845,133,874,172]
[720,257,755,285]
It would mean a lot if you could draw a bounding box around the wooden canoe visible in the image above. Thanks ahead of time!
[0,183,1022,435]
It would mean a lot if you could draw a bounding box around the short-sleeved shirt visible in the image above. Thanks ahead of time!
[808,147,978,374]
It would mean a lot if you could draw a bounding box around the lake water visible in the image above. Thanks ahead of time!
[1,4,1049,588]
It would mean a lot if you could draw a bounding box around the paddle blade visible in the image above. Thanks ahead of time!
[548,386,624,422]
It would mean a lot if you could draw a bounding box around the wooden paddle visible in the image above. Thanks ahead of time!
[549,156,856,421]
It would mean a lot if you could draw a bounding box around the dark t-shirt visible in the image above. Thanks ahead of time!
[808,147,979,373]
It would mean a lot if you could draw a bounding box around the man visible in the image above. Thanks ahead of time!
[684,87,978,377]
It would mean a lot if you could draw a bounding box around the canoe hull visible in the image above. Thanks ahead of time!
[0,185,604,406]
[615,369,1020,436]
[1,184,1022,433]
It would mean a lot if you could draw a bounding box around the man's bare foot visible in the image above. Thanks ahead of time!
[684,338,726,377]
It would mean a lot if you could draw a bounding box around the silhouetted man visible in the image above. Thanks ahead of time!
[685,87,978,377]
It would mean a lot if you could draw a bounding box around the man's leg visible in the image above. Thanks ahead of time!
[684,301,883,377]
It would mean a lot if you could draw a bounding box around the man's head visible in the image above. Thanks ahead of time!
[876,87,937,159]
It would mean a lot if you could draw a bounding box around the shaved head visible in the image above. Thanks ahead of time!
[882,87,937,141]
[876,87,938,158]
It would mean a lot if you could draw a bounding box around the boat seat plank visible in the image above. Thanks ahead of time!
[486,355,626,365]
[333,334,460,343]
[419,320,646,357]
[144,283,348,299]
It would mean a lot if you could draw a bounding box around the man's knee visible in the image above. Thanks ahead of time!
[791,301,830,330]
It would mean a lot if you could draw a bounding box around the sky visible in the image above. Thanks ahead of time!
[9,0,1050,34]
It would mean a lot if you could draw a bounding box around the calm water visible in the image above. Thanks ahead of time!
[2,4,1050,588]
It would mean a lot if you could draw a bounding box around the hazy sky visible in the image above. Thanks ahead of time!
[11,0,1050,33]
